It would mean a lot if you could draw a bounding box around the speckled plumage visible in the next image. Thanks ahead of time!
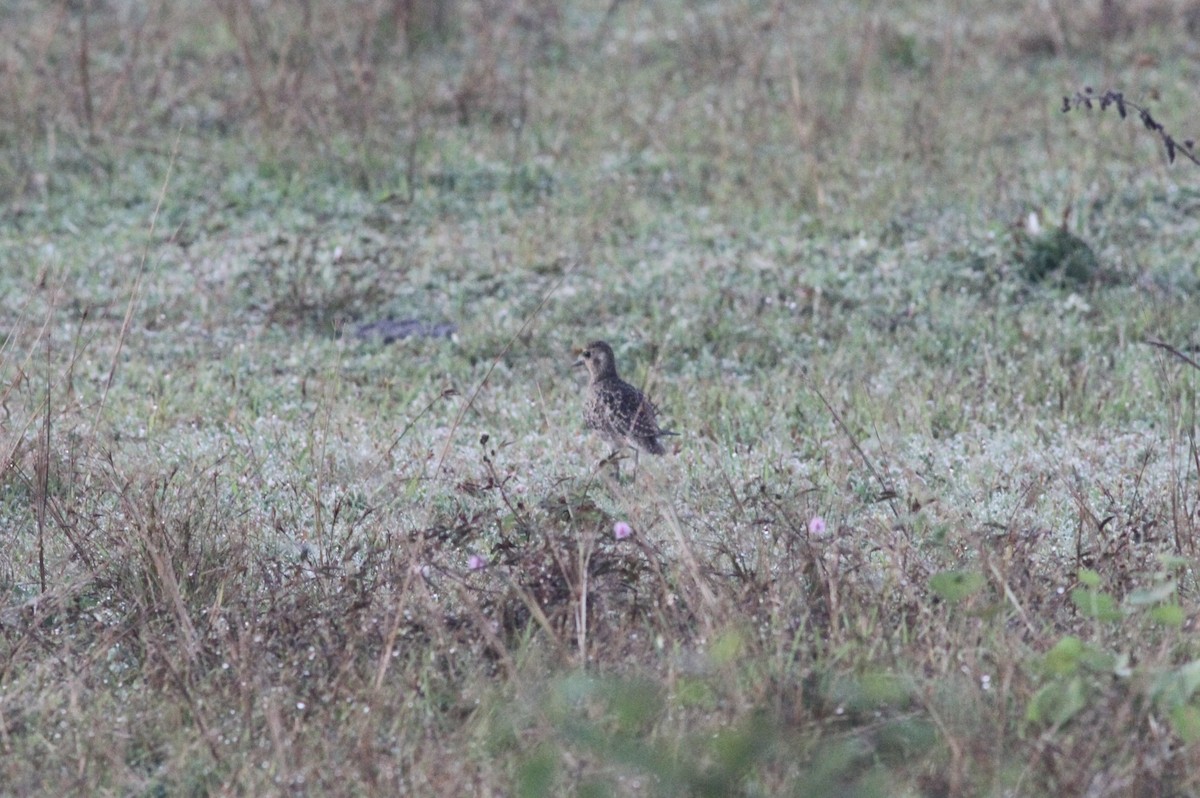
[574,340,673,457]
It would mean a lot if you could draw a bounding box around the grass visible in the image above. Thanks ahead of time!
[4,0,1200,794]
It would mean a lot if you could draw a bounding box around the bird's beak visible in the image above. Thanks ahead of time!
[571,348,584,368]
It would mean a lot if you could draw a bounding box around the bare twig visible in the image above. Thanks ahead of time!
[1063,88,1200,167]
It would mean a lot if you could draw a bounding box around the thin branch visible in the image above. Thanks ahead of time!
[1063,88,1200,167]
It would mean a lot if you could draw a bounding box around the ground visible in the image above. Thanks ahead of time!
[3,1,1200,795]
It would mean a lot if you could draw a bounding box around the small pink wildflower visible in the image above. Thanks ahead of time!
[613,521,633,540]
[468,554,487,571]
[808,516,827,536]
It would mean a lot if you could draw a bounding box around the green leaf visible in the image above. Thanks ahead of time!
[1171,704,1200,744]
[1152,660,1200,708]
[875,718,938,765]
[603,678,664,734]
[516,747,557,798]
[1151,604,1186,627]
[1126,581,1177,606]
[1159,554,1191,571]
[708,717,774,776]
[1043,636,1083,676]
[858,672,913,707]
[832,671,913,712]
[710,629,744,666]
[674,677,717,709]
[1078,646,1117,674]
[928,570,986,603]
[1077,569,1102,588]
[1026,676,1086,727]
[1070,587,1122,621]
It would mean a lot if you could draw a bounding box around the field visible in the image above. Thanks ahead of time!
[4,0,1200,795]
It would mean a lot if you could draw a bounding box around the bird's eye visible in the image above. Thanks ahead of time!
[583,351,591,358]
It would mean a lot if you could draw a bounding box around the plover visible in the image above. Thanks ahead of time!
[574,340,675,475]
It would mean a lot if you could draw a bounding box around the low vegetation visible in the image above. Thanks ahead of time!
[4,0,1200,794]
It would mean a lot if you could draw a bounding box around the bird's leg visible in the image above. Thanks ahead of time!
[601,450,622,482]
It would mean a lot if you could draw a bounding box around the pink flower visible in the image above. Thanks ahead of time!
[468,554,487,571]
[613,521,633,540]
[808,516,827,536]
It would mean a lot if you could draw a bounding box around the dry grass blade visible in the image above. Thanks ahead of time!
[1145,337,1200,372]
[6,3,1200,795]
[432,259,579,478]
[92,128,182,434]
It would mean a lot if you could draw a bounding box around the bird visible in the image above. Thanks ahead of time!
[573,340,675,477]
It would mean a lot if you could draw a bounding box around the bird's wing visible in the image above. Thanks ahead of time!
[614,381,662,437]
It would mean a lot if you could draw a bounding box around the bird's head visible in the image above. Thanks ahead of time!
[573,340,617,379]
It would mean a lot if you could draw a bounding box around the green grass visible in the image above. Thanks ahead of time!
[4,0,1200,795]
